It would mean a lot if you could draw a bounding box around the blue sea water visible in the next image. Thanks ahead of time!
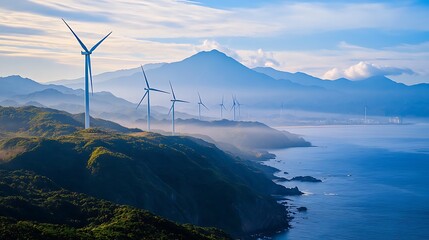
[265,124,429,240]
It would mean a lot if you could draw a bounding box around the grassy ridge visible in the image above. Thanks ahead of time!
[0,106,140,138]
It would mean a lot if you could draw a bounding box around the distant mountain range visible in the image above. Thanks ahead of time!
[1,50,428,118]
[0,75,192,125]
[49,50,429,117]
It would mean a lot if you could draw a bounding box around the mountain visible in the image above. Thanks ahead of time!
[7,49,423,118]
[0,75,75,98]
[172,118,311,149]
[51,63,165,89]
[0,169,230,240]
[0,106,301,237]
[253,66,424,91]
[0,106,141,137]
[56,50,311,106]
[0,75,194,123]
[254,67,429,116]
[54,49,429,117]
[253,67,326,87]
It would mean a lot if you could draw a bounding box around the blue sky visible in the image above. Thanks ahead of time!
[0,0,428,84]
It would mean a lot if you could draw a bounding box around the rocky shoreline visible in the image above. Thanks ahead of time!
[243,146,323,239]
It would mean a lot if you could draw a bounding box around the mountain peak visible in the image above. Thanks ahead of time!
[191,49,232,61]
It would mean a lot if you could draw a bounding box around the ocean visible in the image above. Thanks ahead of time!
[265,124,429,240]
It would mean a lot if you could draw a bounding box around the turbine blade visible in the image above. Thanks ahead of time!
[87,55,94,96]
[175,100,189,103]
[169,81,176,100]
[198,92,202,103]
[62,18,89,52]
[202,102,209,110]
[141,65,150,88]
[222,104,227,110]
[90,31,112,52]
[136,91,148,109]
[150,88,169,94]
[167,103,174,116]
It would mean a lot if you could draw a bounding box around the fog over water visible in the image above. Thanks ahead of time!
[265,124,429,240]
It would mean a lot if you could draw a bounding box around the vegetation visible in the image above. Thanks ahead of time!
[0,106,140,138]
[0,106,303,238]
[0,129,295,236]
[0,106,301,237]
[0,170,230,239]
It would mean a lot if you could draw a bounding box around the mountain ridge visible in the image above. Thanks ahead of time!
[0,106,302,237]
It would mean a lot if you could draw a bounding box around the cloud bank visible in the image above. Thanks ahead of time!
[323,62,415,80]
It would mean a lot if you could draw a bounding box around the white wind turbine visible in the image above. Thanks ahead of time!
[235,96,243,119]
[231,95,237,121]
[136,65,169,131]
[168,81,188,135]
[62,19,112,129]
[197,92,209,120]
[219,95,227,119]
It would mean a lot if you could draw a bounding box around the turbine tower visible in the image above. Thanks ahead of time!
[62,19,112,129]
[219,95,227,119]
[168,81,188,136]
[231,95,237,121]
[136,65,169,131]
[197,92,209,120]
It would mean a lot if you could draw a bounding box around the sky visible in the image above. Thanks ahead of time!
[0,0,428,84]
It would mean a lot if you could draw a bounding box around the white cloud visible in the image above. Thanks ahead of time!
[194,40,241,60]
[323,61,415,80]
[194,41,279,68]
[323,68,342,80]
[245,49,280,68]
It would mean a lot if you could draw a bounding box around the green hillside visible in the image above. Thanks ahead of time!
[0,106,300,237]
[0,170,230,240]
[0,106,140,138]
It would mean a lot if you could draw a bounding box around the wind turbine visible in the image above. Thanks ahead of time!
[136,65,169,131]
[197,92,209,120]
[364,106,367,124]
[62,19,112,129]
[235,96,243,119]
[231,95,237,121]
[219,95,227,119]
[168,81,188,135]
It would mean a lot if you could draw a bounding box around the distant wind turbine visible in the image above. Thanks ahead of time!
[231,95,237,121]
[168,81,188,135]
[136,65,169,131]
[219,95,227,119]
[62,18,112,129]
[197,92,209,120]
[364,106,367,124]
[235,96,243,119]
